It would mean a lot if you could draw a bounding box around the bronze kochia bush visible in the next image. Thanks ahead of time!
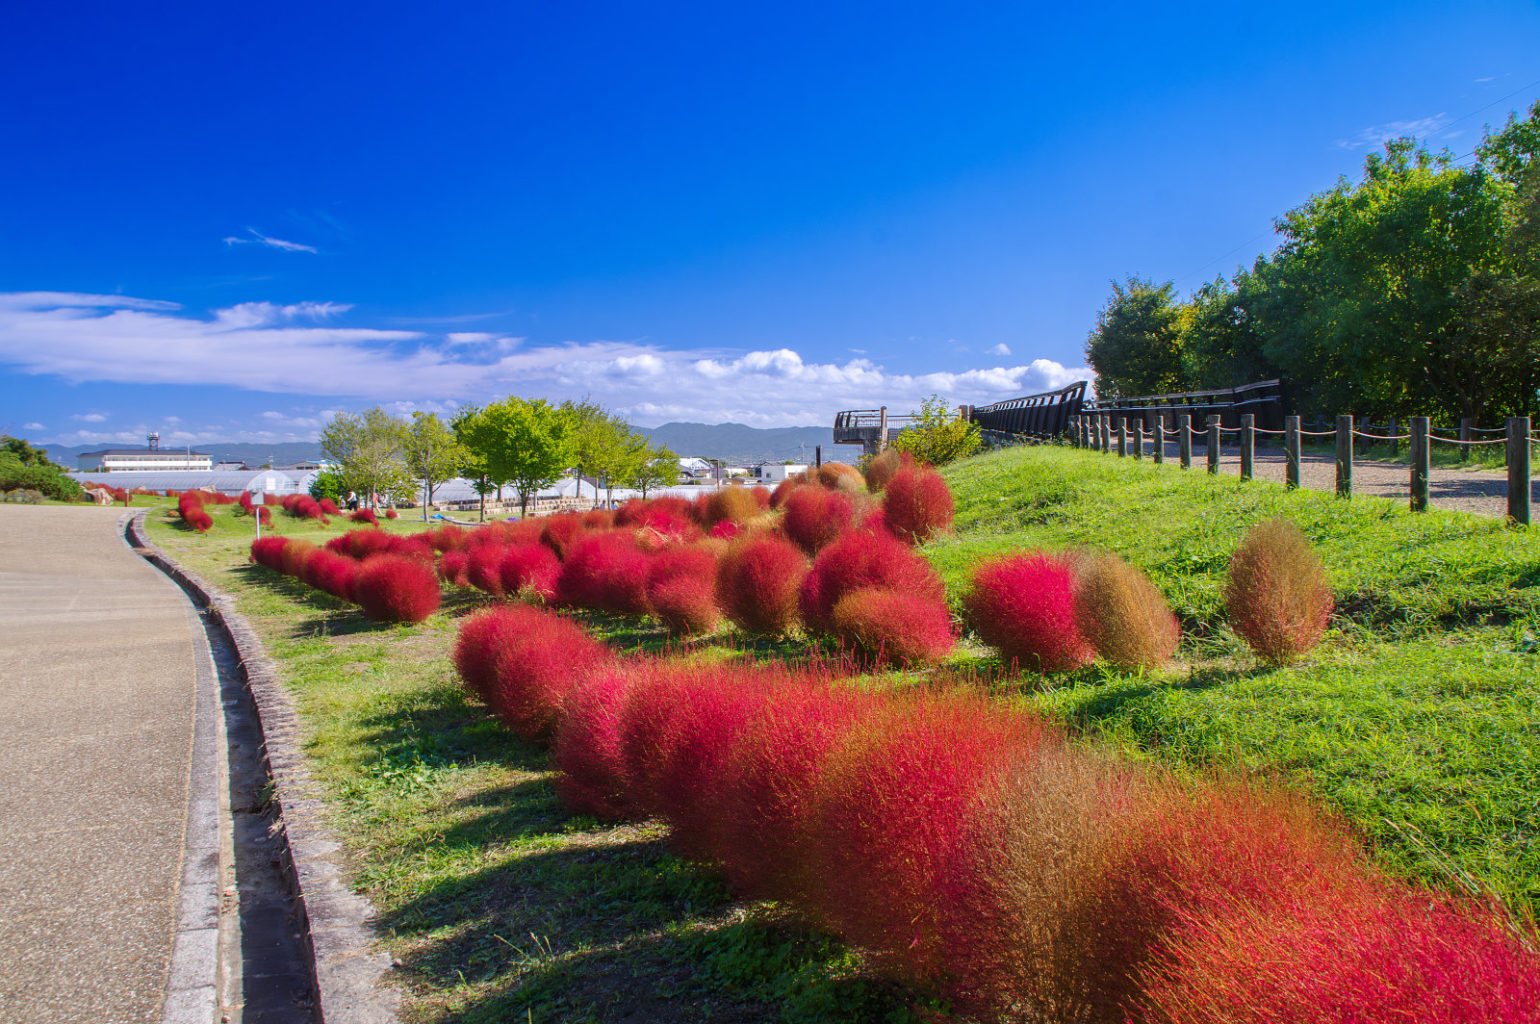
[1224,518,1334,665]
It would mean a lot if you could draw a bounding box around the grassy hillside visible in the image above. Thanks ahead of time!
[928,444,1540,917]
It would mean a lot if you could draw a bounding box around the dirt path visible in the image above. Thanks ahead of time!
[1126,440,1537,519]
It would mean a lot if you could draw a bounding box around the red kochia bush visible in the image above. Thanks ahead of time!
[319,498,342,515]
[780,485,859,554]
[715,533,808,635]
[1224,518,1334,665]
[466,542,511,599]
[882,465,955,544]
[646,545,721,634]
[385,508,398,520]
[799,529,946,635]
[436,549,470,586]
[769,472,808,509]
[614,662,776,860]
[185,508,214,533]
[807,697,1055,987]
[829,587,955,667]
[306,550,359,601]
[349,507,379,526]
[250,536,290,571]
[556,531,653,616]
[540,513,587,558]
[551,667,637,819]
[452,605,611,740]
[349,554,440,624]
[863,448,913,492]
[499,542,560,602]
[965,552,1093,672]
[709,681,870,901]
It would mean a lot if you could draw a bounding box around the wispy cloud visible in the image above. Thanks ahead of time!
[1336,113,1451,150]
[71,412,108,423]
[1475,76,1495,83]
[989,343,1012,357]
[222,228,319,254]
[22,421,44,430]
[0,291,1096,429]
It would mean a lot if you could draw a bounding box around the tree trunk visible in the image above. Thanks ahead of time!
[478,475,486,523]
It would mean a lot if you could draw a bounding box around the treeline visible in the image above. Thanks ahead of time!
[317,397,679,517]
[1087,102,1540,425]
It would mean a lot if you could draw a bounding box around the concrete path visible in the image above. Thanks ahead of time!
[0,505,199,1024]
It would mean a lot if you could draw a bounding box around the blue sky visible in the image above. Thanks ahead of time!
[3,1,1538,444]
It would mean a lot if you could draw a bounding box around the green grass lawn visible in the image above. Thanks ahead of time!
[142,455,1540,1020]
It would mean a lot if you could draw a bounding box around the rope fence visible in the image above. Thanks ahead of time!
[1068,411,1533,525]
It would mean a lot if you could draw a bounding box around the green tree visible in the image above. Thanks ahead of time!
[629,444,680,498]
[1085,278,1188,399]
[0,436,82,501]
[456,397,573,518]
[404,411,465,519]
[308,467,344,503]
[319,407,411,507]
[1181,270,1280,390]
[888,394,980,466]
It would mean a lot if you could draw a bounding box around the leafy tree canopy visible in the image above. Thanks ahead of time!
[888,395,980,467]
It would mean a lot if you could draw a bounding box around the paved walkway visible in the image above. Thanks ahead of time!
[0,505,199,1024]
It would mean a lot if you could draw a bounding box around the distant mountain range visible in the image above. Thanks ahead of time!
[43,423,852,470]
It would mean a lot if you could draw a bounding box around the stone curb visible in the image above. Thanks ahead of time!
[127,512,400,1024]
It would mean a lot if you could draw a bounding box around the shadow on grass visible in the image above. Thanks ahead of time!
[1053,663,1272,736]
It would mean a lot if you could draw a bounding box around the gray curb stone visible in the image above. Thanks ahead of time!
[128,513,400,1024]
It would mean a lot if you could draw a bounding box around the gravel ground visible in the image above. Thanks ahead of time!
[1117,439,1539,519]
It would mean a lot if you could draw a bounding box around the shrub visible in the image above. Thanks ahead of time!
[551,667,637,819]
[863,448,913,492]
[250,536,290,571]
[184,508,214,533]
[750,485,771,510]
[769,472,808,509]
[436,549,470,586]
[452,604,611,740]
[280,539,320,579]
[424,525,469,553]
[806,697,1055,987]
[780,485,859,554]
[384,508,399,520]
[965,552,1093,672]
[703,487,762,528]
[815,462,865,494]
[617,497,698,541]
[349,507,379,526]
[581,508,614,530]
[799,529,946,635]
[540,512,586,558]
[1224,519,1334,665]
[615,662,776,859]
[466,542,511,599]
[882,465,955,544]
[350,554,441,624]
[829,587,955,668]
[319,498,342,516]
[556,531,653,616]
[1073,553,1181,670]
[307,550,359,601]
[647,545,721,634]
[715,533,808,635]
[499,542,561,602]
[709,682,870,901]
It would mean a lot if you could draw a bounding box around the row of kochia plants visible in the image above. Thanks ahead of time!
[244,451,1538,1022]
[177,488,398,533]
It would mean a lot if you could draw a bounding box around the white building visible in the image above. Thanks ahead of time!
[77,447,214,472]
[757,462,808,483]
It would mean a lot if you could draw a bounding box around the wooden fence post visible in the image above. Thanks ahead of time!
[1101,413,1111,454]
[1240,414,1254,481]
[1388,417,1399,458]
[1206,415,1220,475]
[1178,414,1192,469]
[1116,420,1127,457]
[1153,417,1165,464]
[1284,415,1300,489]
[1508,417,1531,526]
[1460,418,1472,462]
[1336,414,1354,497]
[1410,416,1430,512]
[1133,421,1143,460]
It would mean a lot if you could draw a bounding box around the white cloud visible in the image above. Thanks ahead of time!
[1336,114,1451,150]
[223,228,319,254]
[22,421,44,430]
[0,291,1097,429]
[71,412,108,422]
[989,343,1012,356]
[446,332,495,344]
